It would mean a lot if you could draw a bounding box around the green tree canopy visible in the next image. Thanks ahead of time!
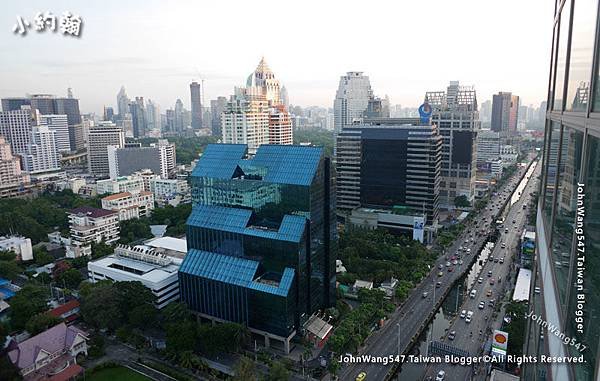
[9,283,49,330]
[26,313,62,335]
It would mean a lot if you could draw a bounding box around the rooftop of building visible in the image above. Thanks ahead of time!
[69,206,117,218]
[144,236,187,258]
[88,252,180,283]
[191,144,323,187]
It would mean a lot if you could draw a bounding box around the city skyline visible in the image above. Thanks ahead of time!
[1,0,552,114]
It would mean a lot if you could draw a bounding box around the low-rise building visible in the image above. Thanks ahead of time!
[48,300,81,323]
[379,277,399,298]
[87,238,187,308]
[66,207,119,258]
[0,235,33,261]
[7,323,88,380]
[347,207,431,243]
[150,178,190,207]
[96,175,144,195]
[101,191,155,221]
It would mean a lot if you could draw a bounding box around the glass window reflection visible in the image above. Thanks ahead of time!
[553,0,572,111]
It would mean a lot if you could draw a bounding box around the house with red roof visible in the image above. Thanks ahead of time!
[48,300,80,324]
[7,323,88,380]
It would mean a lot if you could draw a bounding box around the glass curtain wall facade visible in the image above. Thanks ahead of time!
[179,144,336,339]
[525,1,600,380]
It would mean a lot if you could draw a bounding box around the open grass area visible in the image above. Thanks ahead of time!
[85,366,151,381]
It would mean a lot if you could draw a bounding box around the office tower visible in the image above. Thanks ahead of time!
[174,99,185,133]
[523,1,600,380]
[2,95,81,130]
[0,106,34,155]
[476,129,501,165]
[480,100,492,123]
[116,86,130,119]
[1,98,30,112]
[129,97,146,138]
[87,122,125,178]
[335,118,441,241]
[29,94,56,115]
[107,139,175,179]
[491,92,520,135]
[210,96,227,137]
[39,114,70,152]
[190,81,202,130]
[0,136,30,198]
[165,109,175,133]
[54,97,82,125]
[280,85,289,109]
[103,106,114,122]
[146,99,160,131]
[179,144,336,352]
[333,72,373,131]
[539,100,548,122]
[23,125,61,174]
[425,81,479,207]
[364,97,390,118]
[68,124,85,151]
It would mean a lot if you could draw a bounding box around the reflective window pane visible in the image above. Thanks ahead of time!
[566,0,597,111]
[551,127,583,308]
[543,122,561,224]
[553,0,572,111]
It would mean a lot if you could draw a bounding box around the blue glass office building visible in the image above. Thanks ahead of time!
[179,144,336,344]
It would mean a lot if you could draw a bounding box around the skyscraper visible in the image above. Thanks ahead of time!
[116,86,130,119]
[129,97,146,138]
[425,81,480,207]
[491,92,519,136]
[23,125,61,174]
[1,95,81,126]
[87,122,125,178]
[222,58,292,152]
[103,106,115,122]
[333,72,373,131]
[174,99,185,133]
[210,96,227,137]
[280,85,289,109]
[524,1,600,380]
[146,99,160,132]
[179,144,335,353]
[39,114,70,152]
[0,106,34,156]
[190,81,202,130]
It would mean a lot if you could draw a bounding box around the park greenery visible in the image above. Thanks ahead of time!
[454,195,471,208]
[504,300,528,357]
[293,128,334,158]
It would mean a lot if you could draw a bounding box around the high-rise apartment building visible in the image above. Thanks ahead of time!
[0,106,34,155]
[179,144,336,352]
[145,99,160,131]
[335,118,441,241]
[491,92,520,136]
[425,81,479,207]
[87,122,125,178]
[23,125,61,174]
[0,136,30,198]
[107,139,175,179]
[39,114,70,152]
[129,97,146,138]
[210,96,227,137]
[524,1,600,380]
[116,86,130,119]
[174,99,185,133]
[269,104,293,145]
[333,72,373,131]
[190,81,202,130]
[67,207,120,258]
[476,129,501,165]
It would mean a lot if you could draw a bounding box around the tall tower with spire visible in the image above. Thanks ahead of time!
[246,57,282,105]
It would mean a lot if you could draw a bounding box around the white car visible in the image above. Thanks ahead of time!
[436,370,446,381]
[460,309,466,318]
[478,301,485,309]
[478,277,483,284]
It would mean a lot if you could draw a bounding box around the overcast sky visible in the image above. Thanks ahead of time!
[1,0,554,114]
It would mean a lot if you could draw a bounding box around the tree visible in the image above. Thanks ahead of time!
[0,250,16,261]
[0,355,21,381]
[454,195,470,208]
[25,313,61,335]
[9,284,49,330]
[267,361,289,381]
[56,268,83,289]
[0,260,22,280]
[161,302,193,327]
[33,247,54,266]
[505,300,527,356]
[233,356,256,381]
[119,219,153,244]
[166,320,197,354]
[90,241,113,259]
[36,272,52,285]
[80,282,124,330]
[128,304,158,330]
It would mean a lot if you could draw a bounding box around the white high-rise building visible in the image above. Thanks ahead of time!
[476,129,501,165]
[88,122,125,178]
[40,114,70,152]
[222,58,292,152]
[333,72,373,132]
[0,106,34,155]
[0,136,30,198]
[23,125,61,174]
[116,86,129,119]
[425,81,480,207]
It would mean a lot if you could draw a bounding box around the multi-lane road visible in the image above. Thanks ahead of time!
[339,158,537,381]
[421,161,540,381]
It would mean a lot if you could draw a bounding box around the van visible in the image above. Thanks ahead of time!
[470,289,477,299]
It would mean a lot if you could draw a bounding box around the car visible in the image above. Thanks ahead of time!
[513,219,516,224]
[436,281,442,288]
[458,246,463,251]
[465,239,469,244]
[446,261,451,267]
[459,260,464,265]
[423,292,429,298]
[465,311,474,323]
[535,287,541,294]
[438,264,444,270]
[478,301,485,309]
[494,258,499,263]
[486,289,493,297]
[452,260,458,265]
[499,257,504,264]
[501,242,506,248]
[356,372,367,381]
[488,270,493,277]
[436,370,446,381]
[490,278,495,285]
[438,271,444,277]
[478,277,483,284]
[470,289,477,298]
[466,248,471,253]
[448,267,454,272]
[448,330,456,340]
[460,310,466,318]
[450,255,457,261]
[489,255,494,261]
[505,228,509,233]
[489,299,496,306]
